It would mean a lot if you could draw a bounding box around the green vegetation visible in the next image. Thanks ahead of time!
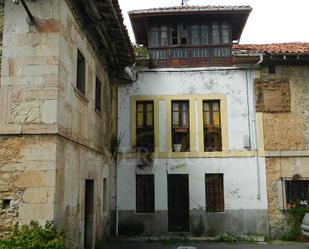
[281,207,309,241]
[0,221,66,249]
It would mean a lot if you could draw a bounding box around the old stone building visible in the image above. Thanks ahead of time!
[0,0,133,248]
[235,43,309,237]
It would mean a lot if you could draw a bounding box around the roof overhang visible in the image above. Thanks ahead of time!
[129,6,252,46]
[65,0,134,81]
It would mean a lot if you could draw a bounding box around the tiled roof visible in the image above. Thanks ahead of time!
[233,42,309,54]
[129,5,252,15]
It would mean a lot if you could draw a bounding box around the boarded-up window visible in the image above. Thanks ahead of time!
[206,174,224,212]
[136,174,155,213]
[77,49,86,94]
[203,100,222,151]
[95,77,102,112]
[136,101,154,152]
[172,101,190,152]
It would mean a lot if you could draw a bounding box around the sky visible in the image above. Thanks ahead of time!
[118,0,309,45]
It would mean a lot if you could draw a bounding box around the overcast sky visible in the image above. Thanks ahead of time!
[118,0,309,45]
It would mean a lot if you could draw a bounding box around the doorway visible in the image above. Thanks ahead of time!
[168,174,189,231]
[84,180,94,249]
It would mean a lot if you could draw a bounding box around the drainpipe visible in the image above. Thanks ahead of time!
[252,53,264,200]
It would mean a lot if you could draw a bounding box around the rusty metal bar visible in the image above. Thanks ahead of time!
[20,0,36,25]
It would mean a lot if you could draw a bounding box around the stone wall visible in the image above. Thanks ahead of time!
[259,65,309,237]
[0,135,56,238]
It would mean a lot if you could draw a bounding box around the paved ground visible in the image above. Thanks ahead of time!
[105,242,309,249]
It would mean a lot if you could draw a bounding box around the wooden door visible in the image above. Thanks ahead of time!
[168,174,189,231]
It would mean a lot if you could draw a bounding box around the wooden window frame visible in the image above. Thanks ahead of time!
[203,100,222,152]
[172,100,190,152]
[205,174,224,212]
[136,101,154,152]
[76,49,86,94]
[136,174,155,213]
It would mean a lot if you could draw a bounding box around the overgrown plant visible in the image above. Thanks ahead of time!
[0,221,66,249]
[281,207,309,241]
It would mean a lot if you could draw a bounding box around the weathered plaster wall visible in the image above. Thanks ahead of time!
[117,68,268,235]
[260,65,309,237]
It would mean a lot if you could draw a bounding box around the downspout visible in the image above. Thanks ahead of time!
[252,53,264,200]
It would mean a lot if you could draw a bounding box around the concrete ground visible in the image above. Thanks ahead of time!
[105,241,309,249]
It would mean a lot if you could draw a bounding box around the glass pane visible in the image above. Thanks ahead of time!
[191,25,199,46]
[137,113,143,128]
[203,102,209,111]
[172,25,178,45]
[147,103,153,112]
[212,22,220,44]
[201,25,209,45]
[180,25,188,45]
[161,26,168,46]
[182,102,188,111]
[137,104,143,112]
[204,112,210,125]
[147,112,153,126]
[214,112,220,126]
[173,112,179,126]
[150,27,159,47]
[222,22,229,44]
[213,102,219,111]
[182,112,188,126]
[173,102,179,111]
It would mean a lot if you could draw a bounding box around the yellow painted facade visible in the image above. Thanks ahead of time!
[128,94,265,158]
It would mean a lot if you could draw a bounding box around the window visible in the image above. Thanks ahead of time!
[203,100,222,151]
[2,199,11,209]
[205,174,224,212]
[150,27,159,47]
[136,101,154,152]
[103,178,108,213]
[180,25,188,45]
[161,26,168,46]
[136,174,155,213]
[191,24,209,46]
[212,22,220,44]
[221,22,230,44]
[95,77,102,112]
[171,25,178,45]
[201,25,209,45]
[76,49,86,94]
[191,25,200,46]
[150,50,166,60]
[172,101,190,152]
[285,179,309,208]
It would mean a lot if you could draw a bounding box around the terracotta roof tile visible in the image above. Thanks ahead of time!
[233,42,309,54]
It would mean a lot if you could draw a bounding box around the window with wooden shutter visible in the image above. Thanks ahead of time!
[205,174,224,212]
[136,101,154,152]
[203,100,222,151]
[136,174,155,213]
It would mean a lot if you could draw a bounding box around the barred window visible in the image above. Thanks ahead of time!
[285,178,309,208]
[136,175,155,213]
[206,174,224,212]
